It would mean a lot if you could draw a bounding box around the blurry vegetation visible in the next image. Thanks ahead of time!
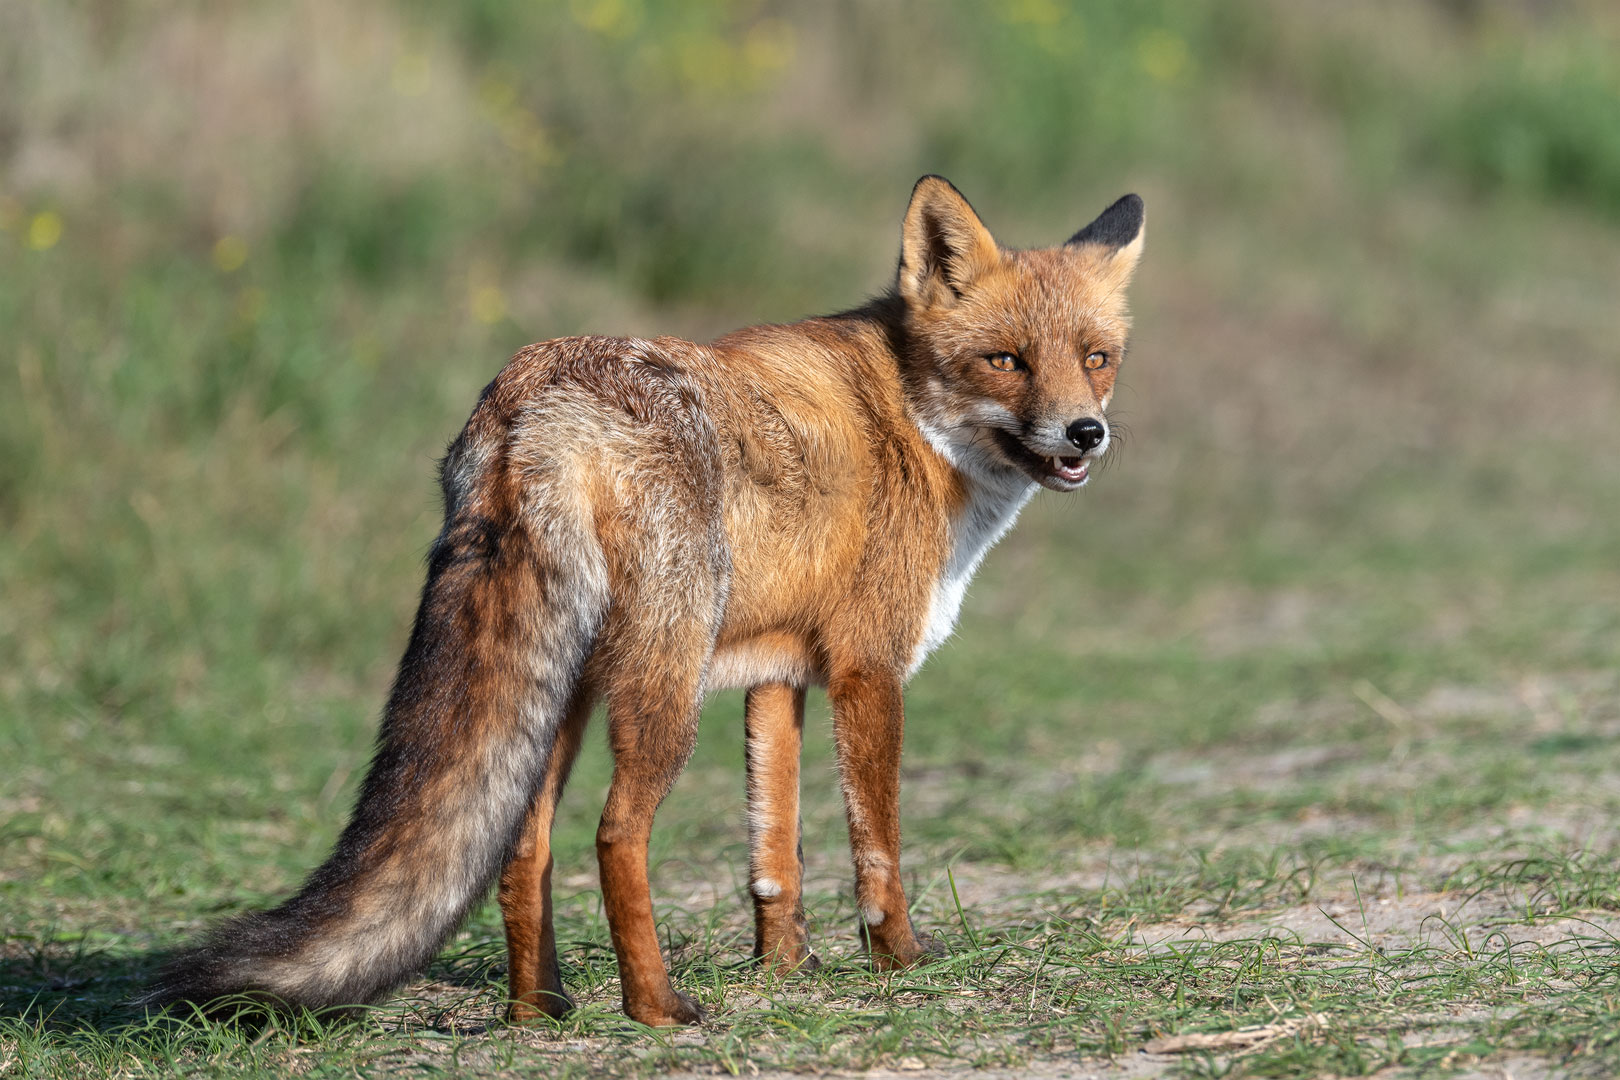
[3,0,1620,1075]
[7,0,1611,719]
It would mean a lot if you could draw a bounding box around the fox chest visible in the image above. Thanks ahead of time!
[908,480,1036,676]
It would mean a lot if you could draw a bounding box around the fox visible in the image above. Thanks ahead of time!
[147,176,1145,1027]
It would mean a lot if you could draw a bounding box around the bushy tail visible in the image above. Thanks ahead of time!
[146,489,607,1015]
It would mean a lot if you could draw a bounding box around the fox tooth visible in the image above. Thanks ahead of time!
[1051,456,1062,470]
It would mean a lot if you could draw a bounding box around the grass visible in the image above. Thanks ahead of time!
[4,0,1620,1076]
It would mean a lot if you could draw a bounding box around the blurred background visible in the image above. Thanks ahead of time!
[4,0,1619,954]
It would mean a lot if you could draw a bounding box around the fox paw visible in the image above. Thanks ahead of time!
[752,924,820,976]
[752,942,822,976]
[865,929,946,971]
[507,989,575,1024]
[626,988,705,1027]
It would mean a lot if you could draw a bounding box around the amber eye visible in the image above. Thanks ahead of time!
[1085,351,1109,370]
[987,352,1020,372]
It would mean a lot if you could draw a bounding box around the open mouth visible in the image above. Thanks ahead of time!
[990,430,1090,488]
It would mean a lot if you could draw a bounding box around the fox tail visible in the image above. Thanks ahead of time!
[145,444,606,1014]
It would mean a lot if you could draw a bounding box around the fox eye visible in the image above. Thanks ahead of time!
[986,352,1021,372]
[1085,351,1109,370]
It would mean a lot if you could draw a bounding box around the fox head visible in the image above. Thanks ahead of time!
[895,175,1144,492]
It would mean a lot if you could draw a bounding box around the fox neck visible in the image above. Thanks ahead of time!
[837,296,1040,673]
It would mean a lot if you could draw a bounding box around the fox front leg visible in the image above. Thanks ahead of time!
[828,669,939,968]
[744,683,818,973]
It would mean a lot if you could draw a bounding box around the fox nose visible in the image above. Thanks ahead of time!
[1065,418,1106,452]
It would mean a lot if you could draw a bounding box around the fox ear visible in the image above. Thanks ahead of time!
[1067,193,1145,279]
[898,175,1000,309]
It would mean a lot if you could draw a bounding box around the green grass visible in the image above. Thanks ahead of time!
[4,0,1620,1076]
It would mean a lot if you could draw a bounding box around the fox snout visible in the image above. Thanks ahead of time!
[1024,414,1109,460]
[1065,418,1106,453]
[985,414,1110,492]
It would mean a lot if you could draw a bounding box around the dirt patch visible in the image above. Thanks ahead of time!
[1129,887,1620,954]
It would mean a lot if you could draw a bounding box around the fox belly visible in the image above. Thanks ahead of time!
[705,633,822,692]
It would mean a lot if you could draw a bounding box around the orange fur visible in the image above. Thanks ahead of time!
[495,178,1146,1024]
[151,177,1144,1029]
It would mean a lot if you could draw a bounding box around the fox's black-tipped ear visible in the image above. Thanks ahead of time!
[1068,193,1144,250]
[898,175,1000,310]
[1067,193,1144,280]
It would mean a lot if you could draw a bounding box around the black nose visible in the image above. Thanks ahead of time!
[1066,418,1106,452]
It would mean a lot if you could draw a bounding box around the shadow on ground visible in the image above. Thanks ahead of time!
[0,941,175,1031]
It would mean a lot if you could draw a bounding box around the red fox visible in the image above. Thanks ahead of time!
[149,176,1144,1027]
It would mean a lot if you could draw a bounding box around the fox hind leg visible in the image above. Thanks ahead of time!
[590,540,723,1026]
[744,683,817,974]
[596,650,711,1027]
[499,689,593,1023]
[532,356,729,1025]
